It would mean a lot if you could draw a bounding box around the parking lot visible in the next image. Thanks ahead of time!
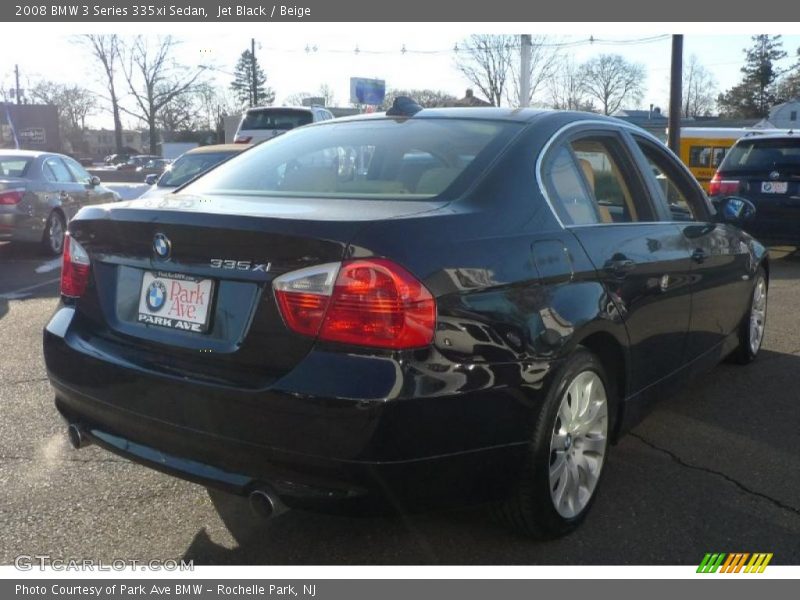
[1,238,799,566]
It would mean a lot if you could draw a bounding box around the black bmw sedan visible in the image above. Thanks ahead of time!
[43,105,768,538]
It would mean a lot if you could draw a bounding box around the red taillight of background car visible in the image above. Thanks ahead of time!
[60,233,91,298]
[708,173,741,196]
[274,259,436,349]
[234,136,252,144]
[0,188,25,205]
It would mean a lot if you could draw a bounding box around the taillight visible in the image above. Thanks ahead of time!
[708,173,740,196]
[274,259,436,350]
[60,233,91,298]
[234,136,252,144]
[274,263,339,337]
[0,188,24,205]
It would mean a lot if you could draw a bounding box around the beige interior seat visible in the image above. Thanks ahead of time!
[579,158,613,223]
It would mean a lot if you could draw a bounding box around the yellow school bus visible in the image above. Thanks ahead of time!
[677,128,750,191]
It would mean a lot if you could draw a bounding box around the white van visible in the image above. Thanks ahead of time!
[234,106,335,144]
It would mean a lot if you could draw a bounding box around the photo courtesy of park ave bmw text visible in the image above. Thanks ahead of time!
[0,0,799,594]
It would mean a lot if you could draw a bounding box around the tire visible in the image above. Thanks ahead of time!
[732,267,768,364]
[495,348,611,538]
[41,211,66,256]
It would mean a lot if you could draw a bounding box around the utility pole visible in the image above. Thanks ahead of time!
[250,38,258,107]
[667,35,683,155]
[14,64,21,105]
[519,34,531,108]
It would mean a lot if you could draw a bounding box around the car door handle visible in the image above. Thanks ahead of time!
[691,248,708,263]
[603,258,636,276]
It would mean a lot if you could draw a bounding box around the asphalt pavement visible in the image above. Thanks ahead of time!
[1,236,798,566]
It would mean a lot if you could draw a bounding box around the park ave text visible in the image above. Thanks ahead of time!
[18,4,312,19]
[16,584,316,597]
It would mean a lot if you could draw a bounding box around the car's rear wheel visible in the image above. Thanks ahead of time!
[496,348,610,538]
[733,267,768,364]
[41,211,66,256]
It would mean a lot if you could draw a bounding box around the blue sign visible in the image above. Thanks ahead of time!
[350,78,386,105]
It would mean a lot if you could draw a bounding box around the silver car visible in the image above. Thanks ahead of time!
[0,150,119,255]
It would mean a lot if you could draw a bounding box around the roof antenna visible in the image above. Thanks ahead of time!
[386,96,423,117]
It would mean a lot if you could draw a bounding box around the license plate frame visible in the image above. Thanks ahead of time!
[137,271,215,333]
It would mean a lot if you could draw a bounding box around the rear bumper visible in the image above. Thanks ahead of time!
[0,210,42,242]
[44,306,537,509]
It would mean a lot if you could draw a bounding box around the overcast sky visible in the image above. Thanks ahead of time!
[2,26,799,129]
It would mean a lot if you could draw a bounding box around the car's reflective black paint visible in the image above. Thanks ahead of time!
[43,109,767,515]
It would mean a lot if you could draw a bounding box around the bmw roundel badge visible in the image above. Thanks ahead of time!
[153,233,171,259]
[146,280,167,312]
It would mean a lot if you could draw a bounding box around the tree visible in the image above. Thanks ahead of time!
[455,34,515,106]
[381,88,458,109]
[29,81,97,151]
[578,54,645,115]
[508,35,560,107]
[230,49,275,107]
[120,36,206,154]
[682,54,717,117]
[317,84,335,106]
[79,35,125,153]
[548,57,595,112]
[718,35,787,118]
[775,48,800,102]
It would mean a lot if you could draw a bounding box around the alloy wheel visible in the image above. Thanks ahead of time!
[548,370,608,519]
[749,275,767,355]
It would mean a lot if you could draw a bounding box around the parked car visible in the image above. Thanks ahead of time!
[104,153,132,165]
[135,158,171,176]
[708,131,800,246]
[0,150,119,255]
[116,155,161,171]
[138,144,249,199]
[44,106,768,538]
[234,105,334,144]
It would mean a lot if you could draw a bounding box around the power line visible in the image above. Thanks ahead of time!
[246,35,672,57]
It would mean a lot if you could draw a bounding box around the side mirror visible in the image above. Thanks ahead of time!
[714,196,756,224]
[144,174,158,186]
[90,175,101,187]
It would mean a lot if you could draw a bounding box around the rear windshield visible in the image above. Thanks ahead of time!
[0,157,33,178]
[240,109,313,131]
[183,118,520,200]
[158,152,237,187]
[721,138,800,171]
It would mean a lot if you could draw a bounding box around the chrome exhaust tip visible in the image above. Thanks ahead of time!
[248,488,286,519]
[67,423,90,449]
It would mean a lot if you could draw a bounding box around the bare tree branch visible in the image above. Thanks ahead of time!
[455,34,515,107]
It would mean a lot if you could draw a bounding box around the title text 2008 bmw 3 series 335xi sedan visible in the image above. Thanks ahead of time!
[43,103,769,539]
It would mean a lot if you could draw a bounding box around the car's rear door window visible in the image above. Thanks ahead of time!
[544,133,653,225]
[184,118,521,200]
[43,157,75,183]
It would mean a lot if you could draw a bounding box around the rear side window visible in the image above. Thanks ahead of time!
[184,118,520,200]
[43,157,74,183]
[240,109,313,131]
[722,138,800,171]
[544,134,650,225]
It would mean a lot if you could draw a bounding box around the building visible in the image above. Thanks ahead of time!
[614,107,761,141]
[82,129,144,158]
[757,98,800,129]
[453,89,492,107]
[0,102,61,152]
